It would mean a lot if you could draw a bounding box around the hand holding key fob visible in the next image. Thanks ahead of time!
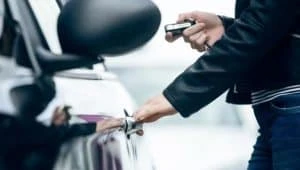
[164,19,196,36]
[164,19,212,49]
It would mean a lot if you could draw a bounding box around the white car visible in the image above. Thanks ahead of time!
[0,0,160,169]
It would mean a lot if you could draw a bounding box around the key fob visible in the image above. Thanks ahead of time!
[164,19,196,36]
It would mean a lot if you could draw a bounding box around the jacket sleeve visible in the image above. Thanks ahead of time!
[3,116,96,147]
[218,15,235,30]
[163,0,299,117]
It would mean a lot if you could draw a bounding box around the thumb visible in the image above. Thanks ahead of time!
[177,11,204,23]
[133,109,148,123]
[165,32,181,43]
[177,12,194,23]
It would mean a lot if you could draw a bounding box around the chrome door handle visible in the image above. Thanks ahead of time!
[122,110,143,138]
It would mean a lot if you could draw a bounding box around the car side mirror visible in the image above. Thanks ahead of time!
[35,46,99,74]
[57,0,161,57]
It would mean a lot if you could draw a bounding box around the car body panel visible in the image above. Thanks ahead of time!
[51,68,155,170]
[1,0,156,169]
[54,70,136,117]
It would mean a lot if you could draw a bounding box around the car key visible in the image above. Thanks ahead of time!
[164,19,196,36]
[164,19,211,49]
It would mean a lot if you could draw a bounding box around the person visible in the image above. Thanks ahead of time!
[133,0,300,169]
[0,104,123,170]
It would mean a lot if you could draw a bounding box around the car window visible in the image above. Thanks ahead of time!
[111,67,243,127]
[28,0,62,54]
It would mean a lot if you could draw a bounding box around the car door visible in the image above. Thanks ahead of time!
[53,70,155,170]
[19,1,156,169]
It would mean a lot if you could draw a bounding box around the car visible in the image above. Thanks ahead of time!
[0,0,160,169]
[51,68,156,170]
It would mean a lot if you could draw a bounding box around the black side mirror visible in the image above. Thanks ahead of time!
[35,46,99,74]
[14,35,99,74]
[57,0,161,57]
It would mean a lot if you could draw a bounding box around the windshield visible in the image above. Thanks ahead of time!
[28,0,62,54]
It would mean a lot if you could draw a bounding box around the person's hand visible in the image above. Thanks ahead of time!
[96,118,144,136]
[96,118,123,132]
[52,105,71,126]
[165,11,225,52]
[133,94,177,123]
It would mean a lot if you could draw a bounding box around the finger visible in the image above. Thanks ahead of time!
[205,36,213,49]
[195,34,208,52]
[190,11,204,21]
[182,23,205,38]
[133,108,148,122]
[99,118,123,131]
[133,108,142,120]
[53,107,60,115]
[190,42,196,49]
[53,106,66,121]
[189,31,204,43]
[197,46,206,52]
[177,12,192,23]
[189,32,205,50]
[110,118,123,128]
[136,130,144,136]
[134,111,156,123]
[165,32,180,43]
[183,24,205,43]
[55,115,67,125]
[177,11,198,23]
[165,32,173,42]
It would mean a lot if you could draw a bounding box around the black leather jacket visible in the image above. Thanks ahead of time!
[0,114,96,170]
[163,0,300,117]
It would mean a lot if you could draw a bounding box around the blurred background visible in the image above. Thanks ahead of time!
[105,0,258,169]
